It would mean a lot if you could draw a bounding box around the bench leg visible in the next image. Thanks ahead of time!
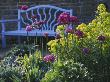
[2,34,6,48]
[18,36,21,45]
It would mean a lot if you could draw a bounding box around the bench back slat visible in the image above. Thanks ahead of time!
[18,5,73,31]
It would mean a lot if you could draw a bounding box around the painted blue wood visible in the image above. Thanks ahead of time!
[50,9,59,30]
[0,5,73,48]
[18,10,21,30]
[0,19,19,22]
[26,11,33,23]
[1,19,6,48]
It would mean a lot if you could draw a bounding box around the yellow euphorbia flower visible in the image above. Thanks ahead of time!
[76,23,87,31]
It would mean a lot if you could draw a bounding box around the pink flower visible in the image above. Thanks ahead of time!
[20,5,28,10]
[26,25,32,31]
[43,55,55,63]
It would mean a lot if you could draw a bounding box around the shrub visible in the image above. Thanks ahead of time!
[41,60,91,82]
[47,4,110,81]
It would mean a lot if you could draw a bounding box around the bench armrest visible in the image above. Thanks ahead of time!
[0,19,20,32]
[0,19,20,23]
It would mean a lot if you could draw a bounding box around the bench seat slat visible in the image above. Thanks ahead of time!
[4,30,55,36]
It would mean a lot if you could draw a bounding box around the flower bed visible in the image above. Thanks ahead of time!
[0,4,110,82]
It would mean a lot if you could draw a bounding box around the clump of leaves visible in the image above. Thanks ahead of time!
[6,44,38,57]
[41,60,91,82]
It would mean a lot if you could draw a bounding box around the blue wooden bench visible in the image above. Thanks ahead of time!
[0,5,73,48]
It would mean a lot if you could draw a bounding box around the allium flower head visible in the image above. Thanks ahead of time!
[43,54,55,63]
[44,32,49,37]
[55,33,61,39]
[70,16,78,23]
[26,25,32,31]
[58,12,70,24]
[75,30,84,38]
[97,35,106,42]
[35,21,45,25]
[20,5,28,10]
[82,48,90,54]
[65,26,73,34]
[31,15,37,19]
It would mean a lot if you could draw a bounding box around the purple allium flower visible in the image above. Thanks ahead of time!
[65,26,73,34]
[82,48,90,54]
[43,55,55,63]
[31,15,37,19]
[97,35,106,42]
[75,30,84,38]
[55,33,61,39]
[20,5,28,10]
[58,12,70,24]
[35,21,45,25]
[70,16,78,23]
[26,25,32,31]
[44,32,49,37]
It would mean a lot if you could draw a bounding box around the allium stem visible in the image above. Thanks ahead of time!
[41,37,44,56]
[36,32,37,45]
[46,37,48,54]
[27,31,30,55]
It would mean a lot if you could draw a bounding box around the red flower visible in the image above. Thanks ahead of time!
[20,5,28,10]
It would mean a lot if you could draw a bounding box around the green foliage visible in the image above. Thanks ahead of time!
[41,60,91,82]
[6,44,37,57]
[0,50,48,82]
[47,4,110,81]
[0,65,22,82]
[1,4,110,82]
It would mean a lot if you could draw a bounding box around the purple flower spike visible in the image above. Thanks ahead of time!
[97,35,106,42]
[26,25,32,31]
[43,54,55,63]
[75,30,84,38]
[82,48,90,54]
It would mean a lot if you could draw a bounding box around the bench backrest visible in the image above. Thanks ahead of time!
[18,5,73,31]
